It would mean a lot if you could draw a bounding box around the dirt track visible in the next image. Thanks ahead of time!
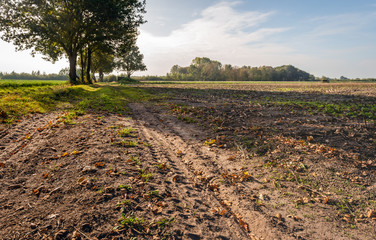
[1,98,375,239]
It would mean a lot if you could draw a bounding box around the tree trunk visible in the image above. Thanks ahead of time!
[86,47,93,84]
[99,70,104,82]
[68,53,78,85]
[80,50,85,83]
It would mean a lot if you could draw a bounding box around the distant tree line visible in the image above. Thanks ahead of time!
[0,70,68,80]
[167,57,316,81]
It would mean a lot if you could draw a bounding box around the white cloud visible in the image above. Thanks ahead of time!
[0,40,68,74]
[138,1,290,75]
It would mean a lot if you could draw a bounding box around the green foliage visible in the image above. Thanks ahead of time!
[116,45,147,78]
[0,81,154,124]
[0,0,146,84]
[167,57,315,81]
[0,80,66,88]
[118,127,137,137]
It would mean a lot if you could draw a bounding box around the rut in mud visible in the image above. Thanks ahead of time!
[129,103,293,240]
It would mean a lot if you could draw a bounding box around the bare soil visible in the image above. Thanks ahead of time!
[1,83,376,240]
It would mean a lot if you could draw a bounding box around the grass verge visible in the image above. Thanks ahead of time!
[0,81,154,124]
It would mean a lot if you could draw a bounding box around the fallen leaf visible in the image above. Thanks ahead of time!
[238,218,249,232]
[177,150,183,157]
[152,206,163,214]
[70,150,82,155]
[77,177,88,185]
[94,162,105,168]
[367,210,376,218]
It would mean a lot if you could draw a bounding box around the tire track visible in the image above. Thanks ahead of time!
[130,103,294,240]
[131,104,249,239]
[0,113,60,162]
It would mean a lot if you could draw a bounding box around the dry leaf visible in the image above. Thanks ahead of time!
[77,177,87,185]
[152,206,163,214]
[177,150,183,157]
[94,162,105,168]
[367,210,376,218]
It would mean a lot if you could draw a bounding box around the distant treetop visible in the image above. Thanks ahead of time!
[167,57,316,82]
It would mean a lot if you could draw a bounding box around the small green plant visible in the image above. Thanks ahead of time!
[89,177,97,183]
[155,217,174,230]
[118,139,138,147]
[118,127,136,137]
[204,139,216,146]
[155,162,169,171]
[141,173,153,183]
[118,184,133,191]
[147,190,162,198]
[129,156,141,165]
[118,213,145,231]
[117,199,132,207]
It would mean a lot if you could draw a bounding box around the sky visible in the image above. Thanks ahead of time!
[1,0,376,78]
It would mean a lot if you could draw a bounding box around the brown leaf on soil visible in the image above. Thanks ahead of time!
[367,210,376,218]
[220,209,228,216]
[152,206,163,214]
[238,218,249,232]
[177,150,183,157]
[207,183,219,191]
[71,150,82,155]
[0,162,5,168]
[77,177,88,185]
[94,162,105,168]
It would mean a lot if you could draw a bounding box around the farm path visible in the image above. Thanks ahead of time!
[129,102,294,240]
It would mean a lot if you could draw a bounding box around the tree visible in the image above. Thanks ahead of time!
[116,45,147,78]
[0,0,146,84]
[91,49,115,82]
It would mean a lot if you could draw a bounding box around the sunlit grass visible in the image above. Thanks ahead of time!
[0,81,154,124]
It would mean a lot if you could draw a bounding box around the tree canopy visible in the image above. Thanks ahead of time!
[168,57,315,82]
[115,45,147,78]
[0,0,146,84]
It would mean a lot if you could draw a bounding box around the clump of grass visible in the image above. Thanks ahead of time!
[118,184,133,191]
[118,127,137,137]
[60,109,85,124]
[141,173,153,183]
[118,213,145,231]
[129,156,141,165]
[118,140,138,147]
